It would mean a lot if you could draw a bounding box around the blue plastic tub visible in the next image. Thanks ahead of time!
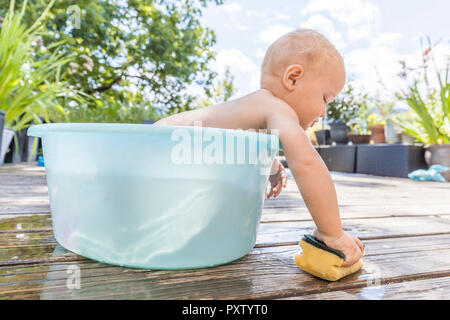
[27,123,280,269]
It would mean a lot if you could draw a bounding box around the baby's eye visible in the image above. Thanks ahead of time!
[323,96,327,104]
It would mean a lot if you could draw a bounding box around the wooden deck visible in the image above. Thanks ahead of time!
[1,162,450,299]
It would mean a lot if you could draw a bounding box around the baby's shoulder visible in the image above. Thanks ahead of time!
[255,95,299,127]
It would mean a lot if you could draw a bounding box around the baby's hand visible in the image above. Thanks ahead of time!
[267,158,287,199]
[313,229,364,267]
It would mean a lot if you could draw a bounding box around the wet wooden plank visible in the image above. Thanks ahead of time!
[0,214,52,231]
[2,163,449,218]
[1,162,450,299]
[0,207,51,215]
[2,204,449,220]
[280,276,450,300]
[261,207,450,222]
[2,235,450,299]
[2,215,450,256]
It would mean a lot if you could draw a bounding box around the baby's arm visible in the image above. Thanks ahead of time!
[267,114,363,267]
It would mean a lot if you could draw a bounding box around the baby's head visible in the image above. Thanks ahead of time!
[260,29,346,130]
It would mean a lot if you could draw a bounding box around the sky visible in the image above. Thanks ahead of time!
[189,0,450,102]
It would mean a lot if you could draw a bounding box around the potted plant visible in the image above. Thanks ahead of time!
[375,100,402,143]
[392,38,450,167]
[346,98,371,144]
[347,126,371,144]
[0,0,79,163]
[367,113,386,143]
[313,118,331,145]
[390,111,418,145]
[326,83,362,144]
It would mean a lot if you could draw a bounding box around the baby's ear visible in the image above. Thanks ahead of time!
[283,64,304,89]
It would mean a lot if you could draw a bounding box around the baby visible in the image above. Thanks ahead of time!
[155,28,364,267]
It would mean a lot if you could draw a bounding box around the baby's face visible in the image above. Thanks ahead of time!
[282,55,346,130]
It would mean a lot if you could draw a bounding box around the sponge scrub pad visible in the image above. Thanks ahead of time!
[294,234,364,281]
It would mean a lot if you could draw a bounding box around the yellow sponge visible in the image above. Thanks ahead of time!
[294,234,364,281]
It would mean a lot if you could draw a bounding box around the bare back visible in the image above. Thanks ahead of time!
[154,89,298,134]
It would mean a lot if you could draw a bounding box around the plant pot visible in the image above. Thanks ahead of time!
[316,145,357,173]
[424,144,450,167]
[347,134,371,144]
[401,133,415,145]
[4,127,40,163]
[1,127,14,164]
[369,125,386,143]
[314,129,331,145]
[329,122,349,144]
[384,119,401,143]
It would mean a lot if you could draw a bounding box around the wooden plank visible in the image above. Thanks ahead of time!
[2,211,450,235]
[261,207,450,222]
[0,207,51,215]
[2,205,449,221]
[0,214,52,231]
[257,215,450,245]
[2,163,449,216]
[2,162,448,192]
[280,276,450,300]
[1,162,450,300]
[2,235,450,299]
[1,215,450,256]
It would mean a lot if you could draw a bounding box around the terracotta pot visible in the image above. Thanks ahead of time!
[347,134,371,144]
[369,125,386,143]
[424,144,450,167]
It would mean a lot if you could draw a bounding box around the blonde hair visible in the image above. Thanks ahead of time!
[260,28,340,79]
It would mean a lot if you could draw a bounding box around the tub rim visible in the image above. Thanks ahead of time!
[27,123,281,150]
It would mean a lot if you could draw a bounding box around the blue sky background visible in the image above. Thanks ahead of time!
[189,0,449,102]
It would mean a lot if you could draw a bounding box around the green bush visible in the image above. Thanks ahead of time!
[393,42,449,145]
[0,0,81,158]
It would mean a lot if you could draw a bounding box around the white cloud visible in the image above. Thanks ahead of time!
[225,21,249,31]
[343,32,422,97]
[344,45,405,96]
[343,32,449,97]
[299,14,346,50]
[210,49,261,98]
[258,24,293,44]
[302,0,380,41]
[245,9,268,18]
[301,0,380,27]
[222,2,243,13]
[220,2,250,31]
[261,12,292,25]
[347,24,375,42]
[276,13,292,21]
[256,47,266,58]
[181,49,261,104]
[370,32,403,48]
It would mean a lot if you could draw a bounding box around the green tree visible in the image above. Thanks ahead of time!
[1,0,226,118]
